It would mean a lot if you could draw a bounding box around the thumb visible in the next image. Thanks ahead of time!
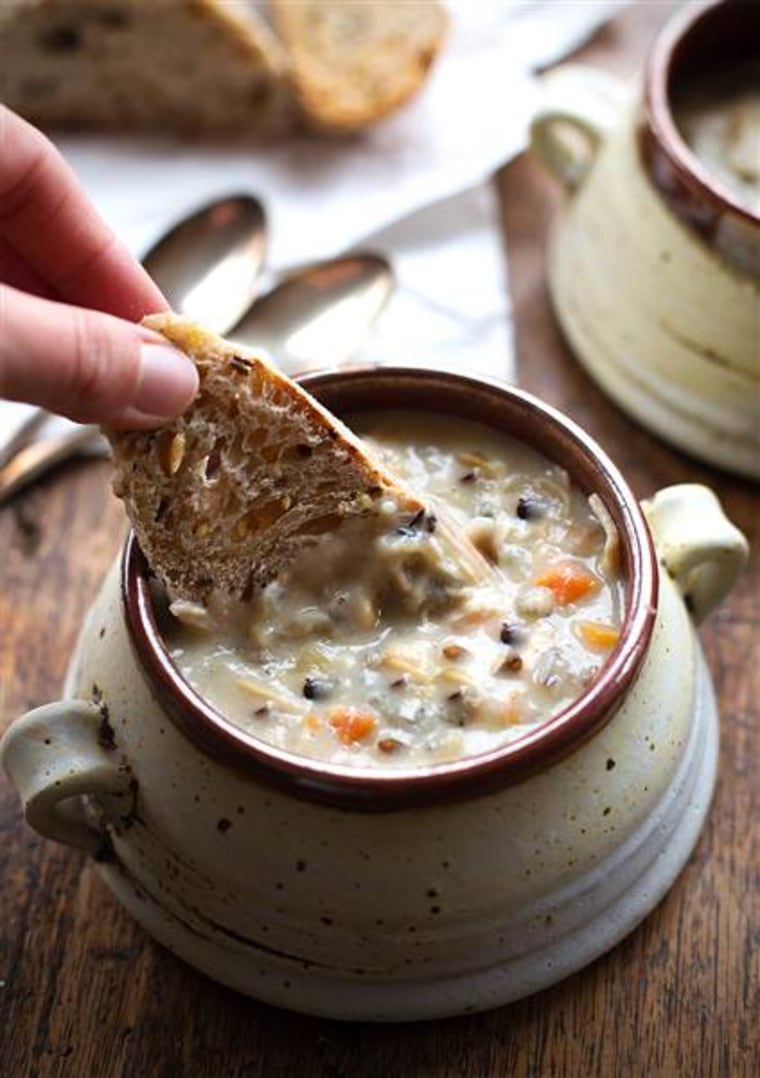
[0,285,198,429]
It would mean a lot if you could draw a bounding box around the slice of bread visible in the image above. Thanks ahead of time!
[0,0,292,137]
[107,314,422,602]
[270,0,448,133]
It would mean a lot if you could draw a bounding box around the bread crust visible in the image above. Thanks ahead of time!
[107,314,421,601]
[271,0,448,133]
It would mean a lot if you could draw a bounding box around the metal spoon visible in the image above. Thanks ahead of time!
[0,253,395,506]
[0,425,101,506]
[0,408,48,470]
[230,253,394,374]
[142,193,267,335]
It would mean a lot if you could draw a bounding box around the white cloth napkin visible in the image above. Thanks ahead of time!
[0,1,623,464]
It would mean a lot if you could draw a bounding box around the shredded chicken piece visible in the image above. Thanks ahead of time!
[589,494,621,576]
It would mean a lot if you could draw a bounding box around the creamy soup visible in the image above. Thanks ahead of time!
[164,412,625,768]
[673,62,760,213]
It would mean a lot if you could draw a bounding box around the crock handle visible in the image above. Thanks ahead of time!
[0,701,133,855]
[642,485,748,625]
[529,64,630,189]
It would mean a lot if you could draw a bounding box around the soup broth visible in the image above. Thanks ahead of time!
[673,61,760,213]
[165,412,625,768]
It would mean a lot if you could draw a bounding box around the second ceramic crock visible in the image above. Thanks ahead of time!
[529,0,760,478]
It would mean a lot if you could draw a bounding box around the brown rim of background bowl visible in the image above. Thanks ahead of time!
[642,0,760,245]
[122,367,658,812]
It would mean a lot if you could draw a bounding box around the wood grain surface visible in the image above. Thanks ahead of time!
[1,4,757,1076]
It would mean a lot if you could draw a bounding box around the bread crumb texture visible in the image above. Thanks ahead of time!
[0,0,292,136]
[107,314,421,602]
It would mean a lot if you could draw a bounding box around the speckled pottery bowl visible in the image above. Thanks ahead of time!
[1,369,748,1021]
[529,0,760,478]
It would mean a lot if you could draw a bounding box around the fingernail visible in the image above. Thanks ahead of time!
[135,345,198,418]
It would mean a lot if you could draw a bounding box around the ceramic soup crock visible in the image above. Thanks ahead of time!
[529,0,760,479]
[1,369,748,1021]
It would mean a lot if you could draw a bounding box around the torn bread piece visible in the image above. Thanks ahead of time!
[107,314,422,602]
[270,0,448,133]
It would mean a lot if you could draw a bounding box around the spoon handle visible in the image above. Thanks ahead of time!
[0,425,103,507]
[0,408,49,469]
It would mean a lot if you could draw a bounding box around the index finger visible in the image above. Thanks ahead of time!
[0,106,168,320]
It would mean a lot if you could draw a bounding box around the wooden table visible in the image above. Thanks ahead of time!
[1,5,757,1075]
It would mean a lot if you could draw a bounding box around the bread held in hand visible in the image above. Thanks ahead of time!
[107,314,422,602]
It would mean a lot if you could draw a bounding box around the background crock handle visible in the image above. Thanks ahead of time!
[0,701,133,855]
[529,64,630,188]
[642,485,749,625]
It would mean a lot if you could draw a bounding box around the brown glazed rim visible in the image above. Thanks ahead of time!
[642,0,760,231]
[122,368,658,812]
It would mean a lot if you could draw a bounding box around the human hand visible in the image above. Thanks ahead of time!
[0,107,198,429]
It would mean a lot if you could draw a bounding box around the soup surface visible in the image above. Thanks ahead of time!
[165,412,625,767]
[673,62,760,213]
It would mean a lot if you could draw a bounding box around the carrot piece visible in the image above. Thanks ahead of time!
[303,714,322,733]
[328,708,377,745]
[577,621,620,651]
[535,562,599,605]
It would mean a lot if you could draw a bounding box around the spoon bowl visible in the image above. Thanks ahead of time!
[230,253,394,374]
[143,194,267,335]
